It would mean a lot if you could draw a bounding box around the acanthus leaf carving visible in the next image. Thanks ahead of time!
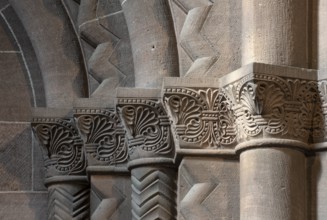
[74,109,128,166]
[117,99,174,159]
[32,118,86,177]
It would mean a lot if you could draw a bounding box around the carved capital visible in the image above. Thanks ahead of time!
[163,64,321,152]
[225,74,319,143]
[32,117,86,177]
[163,87,237,149]
[117,95,174,160]
[74,108,128,166]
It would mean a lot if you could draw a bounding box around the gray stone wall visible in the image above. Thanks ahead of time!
[0,2,47,219]
[2,0,327,219]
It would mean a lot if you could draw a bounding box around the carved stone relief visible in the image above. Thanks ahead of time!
[117,98,174,160]
[225,74,319,143]
[32,117,86,177]
[32,115,90,220]
[74,108,128,166]
[164,87,237,149]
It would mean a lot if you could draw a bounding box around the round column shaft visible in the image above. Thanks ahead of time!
[240,148,306,220]
[242,0,308,67]
[122,0,179,88]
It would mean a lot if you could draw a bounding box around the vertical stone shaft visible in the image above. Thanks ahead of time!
[122,0,179,88]
[240,1,308,219]
[131,166,177,220]
[242,0,308,68]
[46,178,90,220]
[313,0,327,69]
[240,148,306,220]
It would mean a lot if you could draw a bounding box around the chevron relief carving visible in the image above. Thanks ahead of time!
[179,165,217,220]
[32,118,86,177]
[74,108,128,166]
[48,185,90,220]
[131,168,177,220]
[63,0,134,96]
[172,0,217,76]
[180,183,216,220]
[91,186,126,219]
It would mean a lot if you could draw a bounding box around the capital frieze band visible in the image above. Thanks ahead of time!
[32,64,327,161]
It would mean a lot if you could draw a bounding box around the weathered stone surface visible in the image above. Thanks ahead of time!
[5,0,327,219]
[0,53,32,121]
[131,166,177,220]
[309,152,327,220]
[242,0,308,68]
[0,192,47,220]
[240,148,306,220]
[169,0,242,77]
[178,157,239,220]
[90,173,131,220]
[0,14,18,51]
[0,5,45,108]
[122,0,179,88]
[0,122,32,191]
[9,0,88,108]
[46,178,90,220]
[32,135,46,191]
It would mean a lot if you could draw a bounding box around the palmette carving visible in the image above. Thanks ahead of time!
[74,109,128,165]
[32,118,86,176]
[314,80,327,142]
[225,74,319,142]
[117,99,174,159]
[164,88,237,148]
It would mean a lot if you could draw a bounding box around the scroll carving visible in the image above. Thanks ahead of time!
[117,99,174,159]
[32,118,86,177]
[74,109,128,166]
[164,88,237,148]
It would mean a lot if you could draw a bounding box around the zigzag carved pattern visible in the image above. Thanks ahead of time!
[172,0,217,76]
[48,186,90,220]
[131,168,177,220]
[63,0,134,96]
[179,165,217,220]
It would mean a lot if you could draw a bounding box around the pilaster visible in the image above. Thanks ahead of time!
[31,109,89,220]
[117,88,177,220]
[73,100,131,220]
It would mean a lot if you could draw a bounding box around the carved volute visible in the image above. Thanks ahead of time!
[32,117,86,177]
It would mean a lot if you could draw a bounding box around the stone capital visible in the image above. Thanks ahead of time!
[116,88,175,161]
[163,63,322,154]
[31,108,87,178]
[74,108,129,167]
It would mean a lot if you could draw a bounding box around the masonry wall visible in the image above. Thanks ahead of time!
[1,0,327,220]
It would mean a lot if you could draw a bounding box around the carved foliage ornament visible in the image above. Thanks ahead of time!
[32,118,86,176]
[117,99,174,159]
[164,88,237,148]
[74,109,128,165]
[225,74,320,142]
